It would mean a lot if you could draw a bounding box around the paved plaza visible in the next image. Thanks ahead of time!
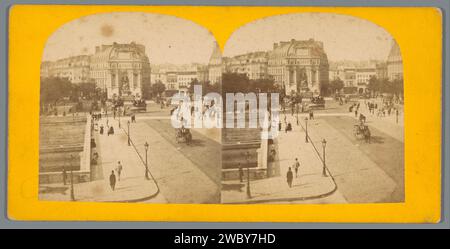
[221,98,404,204]
[39,98,404,204]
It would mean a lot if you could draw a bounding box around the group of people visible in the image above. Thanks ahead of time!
[98,122,115,136]
[91,112,102,121]
[365,99,400,119]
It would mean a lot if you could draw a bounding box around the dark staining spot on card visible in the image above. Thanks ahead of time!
[100,24,114,38]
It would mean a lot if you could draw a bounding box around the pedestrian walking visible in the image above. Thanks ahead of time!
[108,126,114,136]
[355,109,358,117]
[285,122,292,133]
[116,161,123,181]
[286,167,293,188]
[309,110,314,120]
[238,163,243,183]
[294,158,300,178]
[99,124,104,135]
[109,170,116,191]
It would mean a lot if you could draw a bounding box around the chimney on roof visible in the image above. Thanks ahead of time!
[273,43,278,49]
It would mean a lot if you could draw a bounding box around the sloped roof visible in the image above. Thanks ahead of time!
[387,40,402,63]
[209,41,222,65]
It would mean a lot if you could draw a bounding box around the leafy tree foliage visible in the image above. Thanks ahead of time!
[321,78,344,96]
[368,76,403,97]
[222,73,277,94]
[188,79,220,95]
[40,77,76,105]
[151,81,166,97]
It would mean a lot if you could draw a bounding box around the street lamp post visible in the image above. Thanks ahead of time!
[70,170,75,201]
[322,139,327,177]
[127,120,131,146]
[70,155,75,201]
[245,151,251,199]
[396,109,399,124]
[305,117,309,143]
[144,142,149,180]
[118,107,121,128]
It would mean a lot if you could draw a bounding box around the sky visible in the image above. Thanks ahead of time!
[43,12,396,64]
[42,12,216,64]
[223,13,395,62]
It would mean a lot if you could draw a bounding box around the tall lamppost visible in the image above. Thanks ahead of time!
[127,120,131,146]
[305,117,309,143]
[245,151,251,199]
[70,155,75,201]
[144,142,149,180]
[118,106,121,128]
[396,109,399,124]
[322,139,327,177]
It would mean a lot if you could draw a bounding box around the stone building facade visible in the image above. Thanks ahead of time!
[208,42,224,85]
[268,39,329,95]
[387,40,403,81]
[355,67,376,93]
[41,42,151,100]
[90,42,151,100]
[224,51,269,80]
[40,55,91,84]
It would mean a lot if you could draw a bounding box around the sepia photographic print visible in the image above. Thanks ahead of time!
[39,12,404,205]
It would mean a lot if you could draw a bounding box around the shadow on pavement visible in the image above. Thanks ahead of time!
[39,186,68,195]
[222,183,245,191]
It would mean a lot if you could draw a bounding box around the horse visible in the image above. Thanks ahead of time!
[359,114,366,123]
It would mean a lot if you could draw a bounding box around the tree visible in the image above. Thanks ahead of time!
[320,78,343,96]
[250,78,277,93]
[367,76,380,93]
[40,77,75,106]
[222,73,251,93]
[151,81,166,97]
[330,78,344,94]
[391,79,404,98]
[188,78,200,93]
[77,82,97,99]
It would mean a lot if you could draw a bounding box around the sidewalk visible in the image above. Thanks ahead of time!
[124,119,221,204]
[39,117,160,202]
[221,115,342,204]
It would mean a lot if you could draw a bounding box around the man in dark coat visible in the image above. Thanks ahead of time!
[109,170,116,191]
[287,167,294,188]
[309,110,314,120]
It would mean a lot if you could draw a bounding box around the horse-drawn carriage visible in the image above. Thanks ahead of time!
[353,123,371,143]
[175,127,192,144]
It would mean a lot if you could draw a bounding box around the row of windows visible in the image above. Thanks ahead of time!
[90,62,147,69]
